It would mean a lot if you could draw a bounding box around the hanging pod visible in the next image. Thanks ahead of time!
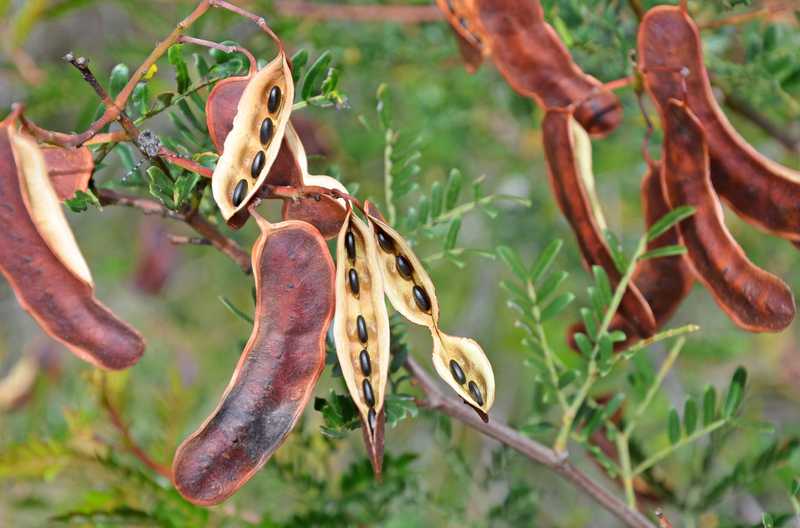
[172,211,335,505]
[333,209,390,476]
[364,202,495,418]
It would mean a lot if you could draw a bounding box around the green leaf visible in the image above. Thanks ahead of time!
[430,181,444,219]
[302,50,332,101]
[146,166,175,209]
[536,270,568,304]
[385,394,418,428]
[602,393,626,421]
[65,190,102,213]
[668,408,681,444]
[290,48,309,83]
[315,391,360,438]
[580,307,598,338]
[639,245,687,261]
[604,230,628,274]
[572,332,592,357]
[131,82,150,117]
[557,370,577,389]
[444,218,461,251]
[540,292,575,321]
[416,196,430,226]
[703,385,717,426]
[723,366,747,418]
[444,169,463,210]
[683,397,698,435]
[167,44,190,94]
[218,296,253,325]
[321,67,339,96]
[497,246,527,281]
[173,172,201,208]
[530,239,563,283]
[647,206,695,242]
[376,83,391,130]
[108,63,129,99]
[762,513,774,528]
[592,266,612,308]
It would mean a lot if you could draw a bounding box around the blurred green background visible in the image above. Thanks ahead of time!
[1,0,799,526]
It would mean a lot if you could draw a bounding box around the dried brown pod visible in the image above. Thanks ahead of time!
[541,110,657,338]
[638,5,800,241]
[333,209,390,475]
[438,0,623,137]
[660,99,794,332]
[172,210,335,505]
[435,0,484,73]
[41,145,94,201]
[364,202,495,417]
[0,125,144,370]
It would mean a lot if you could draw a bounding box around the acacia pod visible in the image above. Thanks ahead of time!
[364,202,495,415]
[660,99,794,332]
[542,110,657,338]
[172,212,335,505]
[211,50,294,225]
[41,145,94,201]
[435,0,484,73]
[638,6,800,241]
[333,210,390,475]
[0,126,144,370]
[460,0,622,137]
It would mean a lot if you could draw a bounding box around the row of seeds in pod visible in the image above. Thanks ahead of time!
[371,224,485,407]
[231,85,283,207]
[344,226,378,433]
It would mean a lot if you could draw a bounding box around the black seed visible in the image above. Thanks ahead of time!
[395,255,413,279]
[359,349,371,376]
[449,360,466,385]
[259,117,274,144]
[348,268,360,296]
[468,381,484,407]
[356,315,368,343]
[232,179,248,206]
[459,17,468,29]
[251,150,266,177]
[368,408,377,432]
[362,379,375,407]
[345,230,356,261]
[376,229,395,252]
[268,86,281,113]
[412,285,431,312]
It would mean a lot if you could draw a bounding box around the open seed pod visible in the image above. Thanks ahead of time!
[211,48,294,226]
[172,210,335,505]
[0,125,144,370]
[364,201,495,418]
[333,209,390,475]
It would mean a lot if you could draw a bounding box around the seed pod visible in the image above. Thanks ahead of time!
[660,99,794,332]
[41,145,94,201]
[364,202,495,415]
[434,0,484,73]
[0,126,144,370]
[211,49,294,225]
[173,211,335,505]
[542,110,657,338]
[333,210,390,476]
[638,5,800,241]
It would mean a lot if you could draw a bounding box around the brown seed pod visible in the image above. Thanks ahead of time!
[333,209,390,475]
[0,126,144,370]
[660,99,794,332]
[638,5,800,241]
[172,211,335,505]
[41,145,94,201]
[541,110,657,338]
[211,49,294,225]
[364,202,495,416]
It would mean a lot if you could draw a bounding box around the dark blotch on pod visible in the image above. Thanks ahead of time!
[348,268,360,296]
[359,349,371,376]
[449,360,466,385]
[259,118,274,145]
[468,380,484,407]
[363,378,375,407]
[395,255,413,279]
[412,285,432,313]
[376,229,395,253]
[356,315,368,343]
[251,150,266,178]
[345,230,356,261]
[232,179,248,207]
[268,86,281,113]
[368,408,377,432]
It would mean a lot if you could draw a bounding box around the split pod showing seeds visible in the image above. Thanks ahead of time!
[660,99,794,332]
[172,211,335,505]
[333,209,390,476]
[0,125,144,370]
[364,202,495,417]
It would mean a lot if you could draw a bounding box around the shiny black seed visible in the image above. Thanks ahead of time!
[468,381,484,407]
[251,150,266,177]
[348,268,360,296]
[459,17,468,29]
[412,285,431,312]
[368,408,377,432]
[449,360,466,385]
[232,179,248,206]
[359,349,371,376]
[395,255,413,279]
[268,86,281,113]
[356,315,368,343]
[259,117,274,144]
[376,229,395,252]
[345,230,356,261]
[362,379,375,407]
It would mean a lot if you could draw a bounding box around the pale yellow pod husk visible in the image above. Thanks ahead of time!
[432,332,495,412]
[212,50,294,221]
[284,122,348,198]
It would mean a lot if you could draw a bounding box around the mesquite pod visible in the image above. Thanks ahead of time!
[541,110,657,338]
[364,202,495,417]
[333,209,390,475]
[0,125,144,370]
[172,211,335,505]
[660,99,794,332]
[638,5,800,241]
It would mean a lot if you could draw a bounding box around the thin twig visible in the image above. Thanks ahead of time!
[273,1,442,23]
[168,234,212,246]
[699,2,798,31]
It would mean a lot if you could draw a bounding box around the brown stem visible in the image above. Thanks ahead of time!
[177,35,257,75]
[404,358,655,528]
[627,0,644,21]
[168,234,212,246]
[699,2,798,31]
[273,1,442,23]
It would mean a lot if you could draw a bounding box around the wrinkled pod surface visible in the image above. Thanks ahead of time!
[172,212,335,505]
